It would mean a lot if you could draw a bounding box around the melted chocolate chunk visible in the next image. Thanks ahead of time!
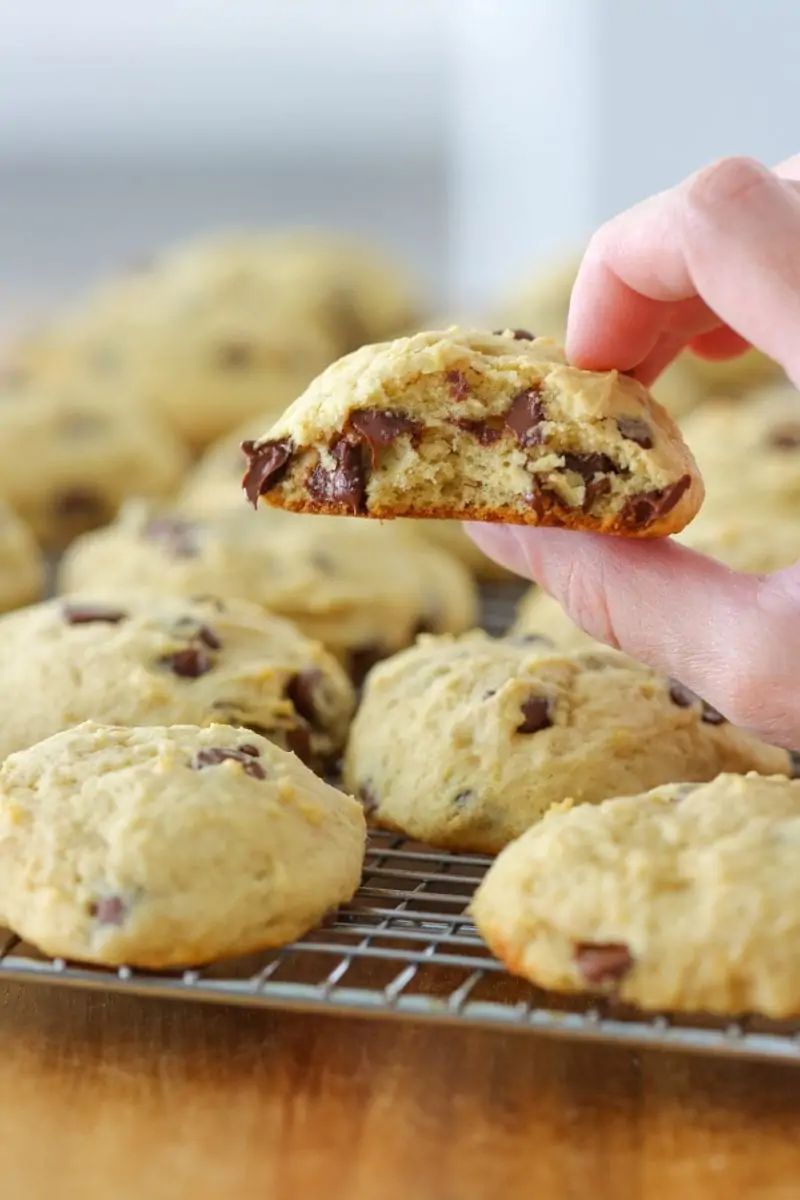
[192,746,267,779]
[241,439,294,508]
[574,942,633,985]
[239,743,261,756]
[668,679,727,724]
[160,647,213,678]
[307,438,367,514]
[516,694,554,734]
[582,476,612,513]
[493,328,535,341]
[561,452,618,481]
[621,474,691,528]
[445,369,471,401]
[767,422,800,450]
[358,783,379,815]
[285,723,312,763]
[62,602,127,626]
[505,387,546,447]
[143,515,200,559]
[286,670,322,727]
[347,408,422,466]
[89,895,128,926]
[347,641,385,686]
[616,416,653,449]
[55,488,106,519]
[525,486,546,520]
[217,341,255,369]
[449,417,504,445]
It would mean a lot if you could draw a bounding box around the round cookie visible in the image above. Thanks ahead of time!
[59,503,479,677]
[0,502,45,612]
[0,721,365,968]
[0,593,355,769]
[472,774,800,1017]
[0,374,188,548]
[512,587,599,652]
[680,387,800,519]
[343,633,789,853]
[245,329,704,538]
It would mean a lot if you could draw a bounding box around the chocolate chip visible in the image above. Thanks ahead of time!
[286,670,322,727]
[561,452,618,481]
[241,439,294,508]
[358,784,378,815]
[574,942,633,985]
[189,594,226,612]
[62,602,127,626]
[347,408,422,467]
[192,746,267,779]
[196,624,221,650]
[445,369,471,401]
[143,515,200,559]
[347,641,385,685]
[449,417,504,445]
[239,743,261,757]
[54,488,107,520]
[616,416,653,449]
[668,679,727,724]
[525,486,545,520]
[217,341,255,369]
[307,438,367,514]
[505,387,546,447]
[582,476,612,513]
[160,647,213,678]
[89,895,128,926]
[516,694,553,734]
[453,790,475,807]
[767,422,800,450]
[493,328,535,341]
[285,724,312,763]
[621,474,691,528]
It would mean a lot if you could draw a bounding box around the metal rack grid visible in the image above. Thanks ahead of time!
[1,581,798,1064]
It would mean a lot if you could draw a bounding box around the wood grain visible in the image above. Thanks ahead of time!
[0,983,799,1200]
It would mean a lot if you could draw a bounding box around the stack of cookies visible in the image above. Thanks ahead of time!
[0,235,796,1022]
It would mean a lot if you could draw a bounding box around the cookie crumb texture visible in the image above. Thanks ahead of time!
[472,774,800,1017]
[0,593,355,771]
[244,330,704,537]
[343,633,789,854]
[0,722,366,967]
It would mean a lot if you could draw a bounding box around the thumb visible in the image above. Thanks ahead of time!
[467,523,800,749]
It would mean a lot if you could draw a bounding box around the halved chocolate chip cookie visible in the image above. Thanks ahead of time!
[343,632,788,853]
[472,774,800,1016]
[243,329,704,538]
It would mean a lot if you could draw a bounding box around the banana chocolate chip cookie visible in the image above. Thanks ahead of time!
[0,722,366,968]
[59,503,478,679]
[472,774,800,1017]
[242,329,703,536]
[343,633,789,853]
[0,593,355,769]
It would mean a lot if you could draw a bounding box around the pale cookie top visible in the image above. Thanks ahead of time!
[512,587,601,653]
[0,722,366,967]
[472,774,800,1017]
[0,592,355,769]
[59,502,478,671]
[343,633,788,854]
[244,329,703,537]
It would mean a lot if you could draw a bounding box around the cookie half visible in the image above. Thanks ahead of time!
[343,633,789,853]
[243,329,704,537]
[472,774,800,1017]
[0,722,365,967]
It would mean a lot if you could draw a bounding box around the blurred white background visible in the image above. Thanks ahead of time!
[0,0,797,314]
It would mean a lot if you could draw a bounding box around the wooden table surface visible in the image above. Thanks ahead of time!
[0,983,798,1199]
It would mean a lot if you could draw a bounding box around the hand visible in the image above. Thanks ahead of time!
[470,156,800,749]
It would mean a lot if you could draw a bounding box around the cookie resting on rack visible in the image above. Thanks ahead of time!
[343,633,790,854]
[242,329,704,537]
[472,774,800,1017]
[0,593,355,771]
[0,722,366,968]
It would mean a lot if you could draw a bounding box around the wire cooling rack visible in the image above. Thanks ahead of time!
[1,581,799,1064]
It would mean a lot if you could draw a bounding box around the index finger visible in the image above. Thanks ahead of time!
[567,156,800,386]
